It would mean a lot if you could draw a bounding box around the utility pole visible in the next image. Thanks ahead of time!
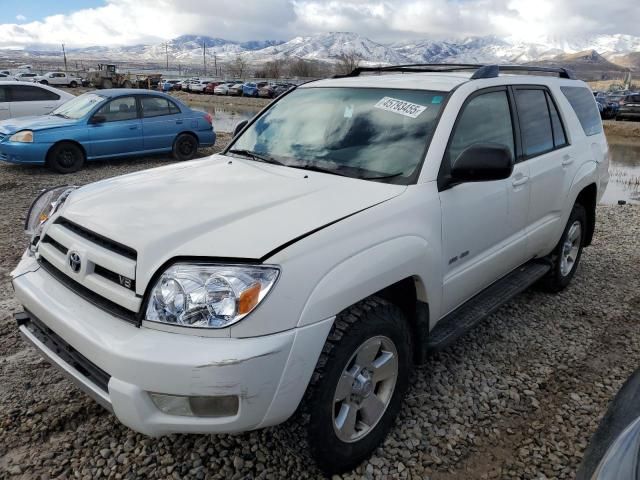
[62,43,68,72]
[213,52,217,77]
[165,42,169,70]
[203,40,206,76]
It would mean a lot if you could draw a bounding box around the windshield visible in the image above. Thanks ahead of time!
[51,93,105,119]
[229,87,447,183]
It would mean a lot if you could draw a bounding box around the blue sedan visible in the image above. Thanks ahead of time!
[0,89,215,173]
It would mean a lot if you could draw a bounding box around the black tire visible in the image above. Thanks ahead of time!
[122,80,132,89]
[69,81,77,88]
[539,203,587,292]
[102,79,112,89]
[172,133,199,161]
[40,80,48,85]
[46,142,85,174]
[303,297,413,475]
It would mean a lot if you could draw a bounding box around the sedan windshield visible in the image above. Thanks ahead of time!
[229,87,447,183]
[51,93,105,119]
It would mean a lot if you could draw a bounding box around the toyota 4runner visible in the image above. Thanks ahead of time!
[11,64,610,474]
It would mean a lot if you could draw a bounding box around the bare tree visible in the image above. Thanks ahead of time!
[287,58,321,78]
[228,54,249,79]
[335,51,362,76]
[264,59,286,79]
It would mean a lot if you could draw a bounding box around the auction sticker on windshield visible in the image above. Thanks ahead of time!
[374,97,427,118]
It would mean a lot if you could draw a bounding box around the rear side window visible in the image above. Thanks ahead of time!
[141,97,179,117]
[447,90,515,164]
[546,92,567,148]
[514,89,554,157]
[0,86,6,102]
[560,86,603,136]
[9,85,60,101]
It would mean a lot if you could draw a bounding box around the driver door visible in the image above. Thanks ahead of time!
[439,87,530,315]
[87,96,143,157]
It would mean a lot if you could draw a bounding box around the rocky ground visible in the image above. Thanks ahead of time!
[603,120,640,138]
[0,130,639,479]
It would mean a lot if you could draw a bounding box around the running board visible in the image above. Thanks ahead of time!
[427,261,551,351]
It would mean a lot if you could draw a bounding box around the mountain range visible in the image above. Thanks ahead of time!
[2,32,638,73]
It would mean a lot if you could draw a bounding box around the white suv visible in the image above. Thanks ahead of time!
[11,64,609,474]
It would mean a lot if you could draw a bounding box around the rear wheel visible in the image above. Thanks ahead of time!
[101,79,113,89]
[172,133,199,161]
[40,80,48,85]
[303,297,412,474]
[539,204,586,292]
[69,80,77,88]
[46,142,85,174]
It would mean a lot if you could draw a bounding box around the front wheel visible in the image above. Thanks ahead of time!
[46,142,85,174]
[303,297,412,474]
[172,133,199,161]
[40,80,48,85]
[539,204,587,292]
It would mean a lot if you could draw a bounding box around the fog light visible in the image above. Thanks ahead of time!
[149,393,239,417]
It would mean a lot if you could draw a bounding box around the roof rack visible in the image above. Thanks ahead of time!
[336,63,577,80]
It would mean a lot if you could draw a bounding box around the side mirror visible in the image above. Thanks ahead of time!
[233,120,248,137]
[90,115,107,124]
[450,143,514,183]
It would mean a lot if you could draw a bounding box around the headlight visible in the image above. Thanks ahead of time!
[9,130,33,143]
[25,185,77,247]
[145,264,279,329]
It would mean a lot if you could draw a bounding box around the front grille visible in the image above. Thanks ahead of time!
[55,218,137,261]
[42,235,68,254]
[94,264,136,292]
[19,311,111,393]
[39,257,139,325]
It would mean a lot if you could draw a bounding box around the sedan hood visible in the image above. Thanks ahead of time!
[0,115,78,135]
[59,154,405,283]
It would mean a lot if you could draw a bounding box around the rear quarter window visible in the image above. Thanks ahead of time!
[560,86,603,136]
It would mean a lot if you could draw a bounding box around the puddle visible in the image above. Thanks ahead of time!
[601,136,640,205]
[190,103,262,133]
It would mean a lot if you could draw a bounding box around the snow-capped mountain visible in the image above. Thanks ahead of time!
[3,32,638,71]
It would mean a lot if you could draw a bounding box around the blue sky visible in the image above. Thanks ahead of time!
[0,0,104,24]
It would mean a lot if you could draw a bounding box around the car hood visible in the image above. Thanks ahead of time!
[0,115,78,135]
[59,154,406,283]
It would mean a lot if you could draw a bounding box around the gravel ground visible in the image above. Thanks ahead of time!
[603,119,640,138]
[0,143,639,478]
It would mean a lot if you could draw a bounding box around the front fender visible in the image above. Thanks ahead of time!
[297,235,433,328]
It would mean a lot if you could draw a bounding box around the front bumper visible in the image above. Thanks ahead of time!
[12,257,333,436]
[0,141,50,164]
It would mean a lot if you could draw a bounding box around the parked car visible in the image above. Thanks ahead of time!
[158,79,181,92]
[33,72,81,88]
[0,89,215,172]
[10,65,609,474]
[594,95,619,120]
[181,79,200,92]
[259,82,294,98]
[203,82,222,94]
[242,81,268,97]
[0,81,74,121]
[189,80,215,94]
[213,82,235,95]
[0,73,9,79]
[228,83,244,96]
[615,93,640,121]
[14,72,38,82]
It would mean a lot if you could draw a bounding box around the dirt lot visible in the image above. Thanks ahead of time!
[0,118,639,479]
[603,120,640,138]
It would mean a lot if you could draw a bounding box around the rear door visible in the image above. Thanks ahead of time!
[7,84,61,117]
[87,96,143,157]
[140,95,183,151]
[511,86,575,258]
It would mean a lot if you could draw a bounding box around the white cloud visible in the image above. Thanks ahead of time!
[0,0,636,49]
[15,14,27,22]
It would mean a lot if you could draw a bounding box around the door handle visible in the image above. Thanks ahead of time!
[176,120,183,124]
[512,176,529,187]
[129,125,138,130]
[562,155,573,166]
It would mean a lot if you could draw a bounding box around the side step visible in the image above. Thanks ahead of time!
[427,260,551,351]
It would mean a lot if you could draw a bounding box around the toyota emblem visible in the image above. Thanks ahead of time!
[68,252,82,273]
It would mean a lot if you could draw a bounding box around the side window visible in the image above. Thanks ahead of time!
[560,86,603,136]
[514,89,554,157]
[94,96,137,122]
[546,92,567,148]
[0,86,6,102]
[447,90,515,165]
[141,97,176,118]
[168,100,181,114]
[9,85,61,101]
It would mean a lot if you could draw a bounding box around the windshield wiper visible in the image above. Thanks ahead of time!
[360,171,406,181]
[287,164,349,177]
[50,113,70,119]
[228,149,285,166]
